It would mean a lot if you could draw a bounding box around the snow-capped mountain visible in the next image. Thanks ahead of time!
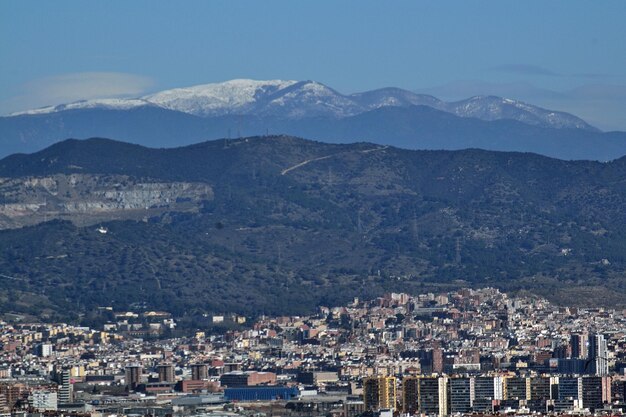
[4,80,626,161]
[445,96,594,130]
[143,79,368,118]
[350,87,444,110]
[13,98,153,116]
[9,79,596,131]
[144,79,298,117]
[256,80,363,118]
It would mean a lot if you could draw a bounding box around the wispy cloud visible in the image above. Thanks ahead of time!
[489,64,611,80]
[490,64,561,77]
[0,72,154,115]
[571,72,612,80]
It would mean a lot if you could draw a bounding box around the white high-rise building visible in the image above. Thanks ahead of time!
[36,343,53,358]
[589,334,609,376]
[30,390,57,411]
[58,370,73,403]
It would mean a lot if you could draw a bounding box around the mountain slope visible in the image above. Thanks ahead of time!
[268,106,626,160]
[9,79,596,129]
[350,87,443,110]
[2,79,610,159]
[445,95,596,130]
[143,79,298,116]
[2,136,626,322]
[2,105,624,160]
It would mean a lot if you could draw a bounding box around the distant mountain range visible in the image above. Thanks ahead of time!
[3,79,624,160]
[10,79,595,128]
[1,136,626,322]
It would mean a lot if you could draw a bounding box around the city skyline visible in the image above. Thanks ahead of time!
[2,288,625,416]
[2,3,626,415]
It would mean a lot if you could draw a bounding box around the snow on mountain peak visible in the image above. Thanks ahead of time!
[142,79,298,116]
[10,98,150,116]
[6,79,597,131]
[260,80,362,118]
[445,95,595,130]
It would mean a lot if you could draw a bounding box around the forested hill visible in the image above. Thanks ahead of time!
[1,136,626,323]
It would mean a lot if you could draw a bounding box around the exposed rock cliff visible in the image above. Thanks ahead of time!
[0,174,213,229]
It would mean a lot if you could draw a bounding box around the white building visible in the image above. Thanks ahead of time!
[31,390,57,411]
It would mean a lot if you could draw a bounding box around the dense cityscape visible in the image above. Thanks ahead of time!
[1,288,626,417]
[4,2,626,417]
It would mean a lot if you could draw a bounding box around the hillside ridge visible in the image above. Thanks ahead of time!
[1,136,626,323]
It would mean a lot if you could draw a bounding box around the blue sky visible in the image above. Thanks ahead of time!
[1,0,626,130]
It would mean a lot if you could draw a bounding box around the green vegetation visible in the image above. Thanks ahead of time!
[1,136,626,324]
